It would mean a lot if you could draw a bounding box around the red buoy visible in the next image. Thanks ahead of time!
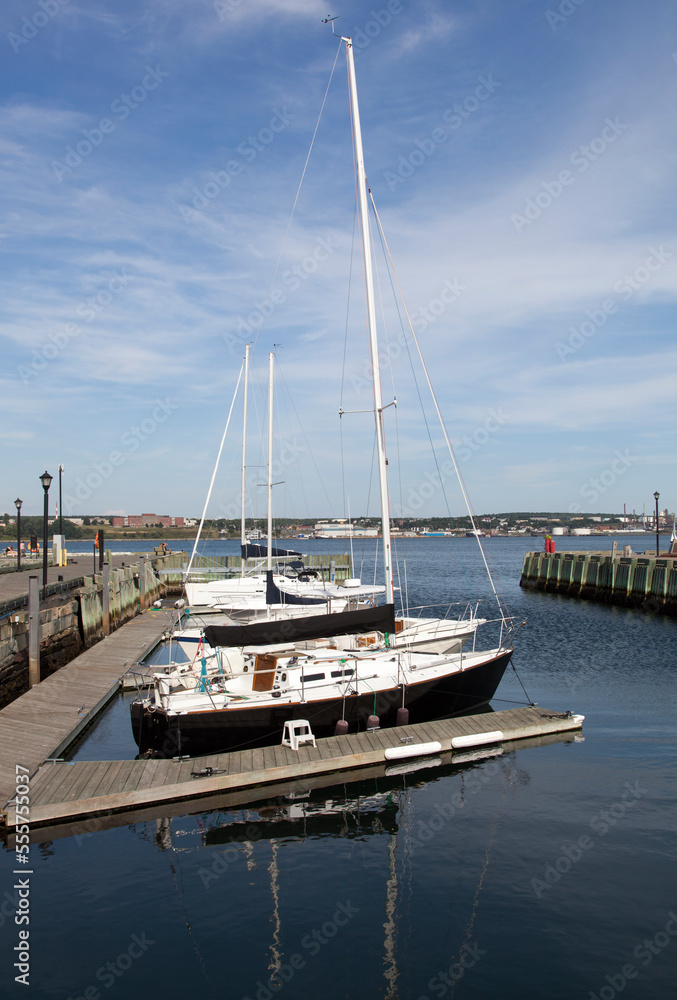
[367,714,380,730]
[334,719,349,737]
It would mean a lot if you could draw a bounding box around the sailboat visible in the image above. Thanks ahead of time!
[130,29,516,756]
[183,345,385,615]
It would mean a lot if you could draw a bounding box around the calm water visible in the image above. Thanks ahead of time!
[1,536,674,999]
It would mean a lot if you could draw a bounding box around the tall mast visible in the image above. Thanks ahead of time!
[266,351,274,573]
[342,34,394,604]
[240,343,250,574]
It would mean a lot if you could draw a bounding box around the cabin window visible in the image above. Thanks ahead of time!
[301,672,325,683]
[331,668,355,678]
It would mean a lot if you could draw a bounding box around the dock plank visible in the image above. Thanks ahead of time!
[176,760,197,783]
[120,764,146,794]
[57,764,106,803]
[136,760,162,792]
[161,764,183,786]
[149,760,175,788]
[423,718,454,738]
[105,761,139,795]
[75,762,118,802]
[448,716,474,736]
[24,764,77,807]
[88,760,127,799]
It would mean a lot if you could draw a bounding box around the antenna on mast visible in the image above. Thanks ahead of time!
[322,14,343,37]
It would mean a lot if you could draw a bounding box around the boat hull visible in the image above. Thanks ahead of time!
[131,648,513,757]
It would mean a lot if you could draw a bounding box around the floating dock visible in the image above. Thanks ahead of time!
[0,606,177,809]
[1,704,584,835]
[520,550,677,615]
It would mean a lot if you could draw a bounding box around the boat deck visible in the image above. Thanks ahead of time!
[2,705,583,834]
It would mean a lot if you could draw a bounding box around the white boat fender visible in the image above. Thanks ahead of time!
[385,741,442,761]
[451,730,504,750]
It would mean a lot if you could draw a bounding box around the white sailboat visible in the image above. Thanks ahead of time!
[183,346,384,614]
[131,30,516,756]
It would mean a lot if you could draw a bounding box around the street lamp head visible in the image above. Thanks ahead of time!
[40,470,53,492]
[653,491,660,502]
[14,498,22,511]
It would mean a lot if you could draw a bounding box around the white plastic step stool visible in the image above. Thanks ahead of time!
[282,720,317,751]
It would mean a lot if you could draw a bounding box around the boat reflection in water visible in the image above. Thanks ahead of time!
[148,744,524,1000]
[195,745,507,849]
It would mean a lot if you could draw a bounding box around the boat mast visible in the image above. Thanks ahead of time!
[341,33,394,604]
[267,351,274,573]
[240,343,250,575]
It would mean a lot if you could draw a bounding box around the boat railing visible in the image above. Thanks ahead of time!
[173,651,400,704]
[125,666,157,698]
[398,601,483,621]
[498,615,526,650]
[183,555,321,583]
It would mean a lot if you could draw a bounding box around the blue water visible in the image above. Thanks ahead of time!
[1,536,674,999]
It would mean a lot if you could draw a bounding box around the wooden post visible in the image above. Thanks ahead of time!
[28,575,40,689]
[139,554,146,611]
[102,561,110,635]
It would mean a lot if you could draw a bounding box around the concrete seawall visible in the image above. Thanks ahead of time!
[519,550,677,615]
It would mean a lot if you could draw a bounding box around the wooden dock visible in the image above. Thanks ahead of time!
[1,705,584,834]
[0,606,178,808]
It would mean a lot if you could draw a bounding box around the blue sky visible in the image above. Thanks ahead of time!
[1,0,675,522]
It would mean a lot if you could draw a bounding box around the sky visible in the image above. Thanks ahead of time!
[1,0,675,523]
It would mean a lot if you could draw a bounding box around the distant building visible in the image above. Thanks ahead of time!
[314,521,378,538]
[111,514,185,527]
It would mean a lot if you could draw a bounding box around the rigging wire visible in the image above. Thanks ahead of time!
[186,358,245,579]
[509,658,535,705]
[367,191,510,621]
[249,41,343,354]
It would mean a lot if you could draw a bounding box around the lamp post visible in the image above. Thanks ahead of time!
[14,498,22,572]
[40,471,53,588]
[59,464,64,535]
[654,491,660,557]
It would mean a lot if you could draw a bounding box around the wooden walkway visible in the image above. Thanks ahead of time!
[0,606,177,808]
[1,705,583,833]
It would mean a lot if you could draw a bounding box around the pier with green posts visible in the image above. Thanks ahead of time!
[519,548,677,615]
